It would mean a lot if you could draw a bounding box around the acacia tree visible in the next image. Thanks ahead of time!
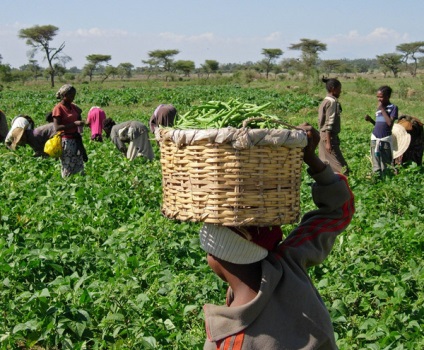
[146,50,179,72]
[289,38,327,77]
[396,41,424,77]
[141,58,160,79]
[376,53,403,78]
[82,54,112,81]
[261,48,283,79]
[101,65,118,83]
[18,25,67,87]
[174,60,195,77]
[116,62,134,79]
[201,60,220,77]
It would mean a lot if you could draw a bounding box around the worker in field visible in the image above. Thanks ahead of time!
[199,124,355,350]
[0,110,8,143]
[4,114,35,150]
[22,113,57,157]
[318,77,350,176]
[86,106,106,142]
[103,118,154,161]
[52,84,87,177]
[394,115,424,166]
[364,85,398,178]
[149,104,177,133]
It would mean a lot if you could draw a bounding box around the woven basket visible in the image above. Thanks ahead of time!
[156,118,307,226]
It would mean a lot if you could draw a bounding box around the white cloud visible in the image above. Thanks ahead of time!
[70,27,129,38]
[264,32,282,42]
[158,32,215,43]
[323,27,410,58]
[327,27,409,45]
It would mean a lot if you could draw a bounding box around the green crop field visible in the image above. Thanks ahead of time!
[0,76,423,349]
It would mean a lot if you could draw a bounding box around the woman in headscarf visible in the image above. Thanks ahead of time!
[52,84,86,177]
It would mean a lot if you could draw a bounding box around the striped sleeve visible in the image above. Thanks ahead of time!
[216,331,245,350]
[278,167,355,268]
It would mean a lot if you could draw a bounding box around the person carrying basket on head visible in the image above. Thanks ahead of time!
[199,123,355,350]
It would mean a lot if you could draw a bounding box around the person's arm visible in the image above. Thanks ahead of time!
[278,124,355,267]
[110,126,127,154]
[53,117,84,132]
[378,103,395,127]
[364,114,375,125]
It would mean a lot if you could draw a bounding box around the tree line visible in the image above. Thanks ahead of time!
[1,25,424,87]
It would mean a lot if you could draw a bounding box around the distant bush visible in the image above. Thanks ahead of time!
[354,77,376,94]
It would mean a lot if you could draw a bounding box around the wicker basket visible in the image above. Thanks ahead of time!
[156,118,308,226]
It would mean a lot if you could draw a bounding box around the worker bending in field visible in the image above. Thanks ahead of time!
[149,104,177,133]
[0,110,8,143]
[24,113,57,157]
[4,115,35,150]
[103,118,154,161]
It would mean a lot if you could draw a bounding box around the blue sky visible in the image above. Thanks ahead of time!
[2,0,423,69]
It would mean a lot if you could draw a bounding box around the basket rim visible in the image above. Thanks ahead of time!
[156,126,308,149]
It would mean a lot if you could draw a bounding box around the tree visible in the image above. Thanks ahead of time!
[261,49,283,79]
[376,53,403,78]
[201,60,220,77]
[82,54,112,81]
[146,50,179,72]
[174,60,195,77]
[0,63,13,83]
[289,38,327,77]
[116,62,134,79]
[101,65,118,83]
[19,60,43,80]
[396,41,424,77]
[141,58,160,79]
[18,25,66,87]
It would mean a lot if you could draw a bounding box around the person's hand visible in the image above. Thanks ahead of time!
[364,114,371,122]
[74,120,85,126]
[325,141,332,153]
[297,123,326,174]
[297,123,319,156]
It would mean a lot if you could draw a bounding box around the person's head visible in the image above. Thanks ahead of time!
[322,77,342,98]
[102,118,116,138]
[45,112,53,123]
[377,85,392,106]
[56,84,77,103]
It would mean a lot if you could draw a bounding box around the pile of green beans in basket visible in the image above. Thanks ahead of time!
[173,99,285,129]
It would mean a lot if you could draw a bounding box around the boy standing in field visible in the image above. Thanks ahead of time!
[364,85,398,178]
[199,124,355,350]
[318,77,350,176]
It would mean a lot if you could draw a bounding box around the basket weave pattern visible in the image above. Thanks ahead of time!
[159,133,304,226]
